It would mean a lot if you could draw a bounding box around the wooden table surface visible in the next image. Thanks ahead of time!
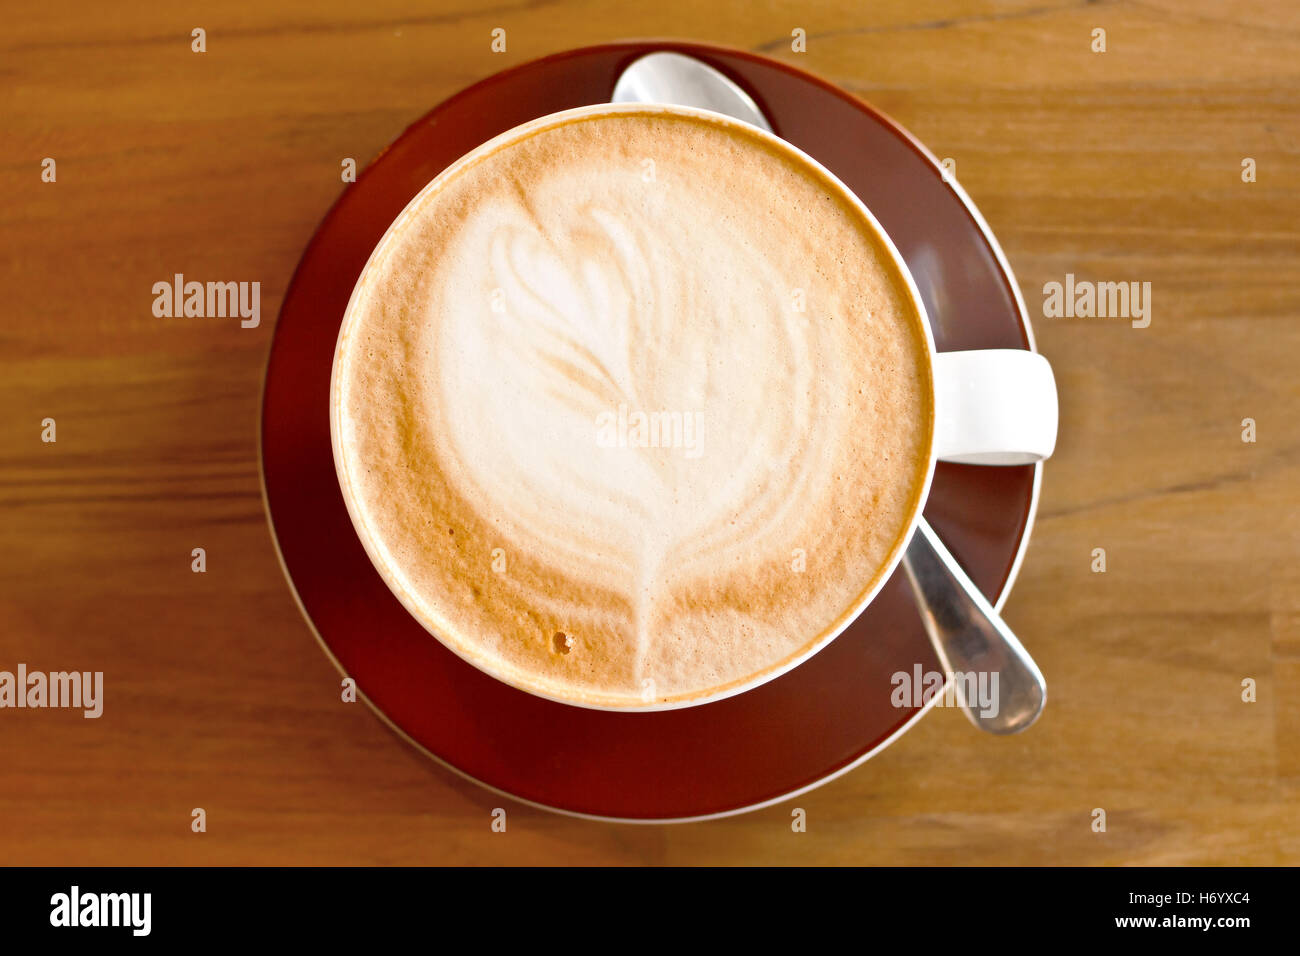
[2,0,1296,865]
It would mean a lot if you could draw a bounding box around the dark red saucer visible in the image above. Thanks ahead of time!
[260,41,1040,821]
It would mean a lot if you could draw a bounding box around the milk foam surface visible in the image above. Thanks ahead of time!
[334,108,933,707]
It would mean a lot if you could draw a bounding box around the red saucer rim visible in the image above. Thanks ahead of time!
[256,40,1044,823]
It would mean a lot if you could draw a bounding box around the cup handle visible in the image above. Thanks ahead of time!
[932,350,1058,465]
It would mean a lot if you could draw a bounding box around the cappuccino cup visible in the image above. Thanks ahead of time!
[330,102,1057,711]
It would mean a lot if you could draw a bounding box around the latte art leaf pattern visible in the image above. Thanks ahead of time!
[433,192,836,680]
[334,109,932,707]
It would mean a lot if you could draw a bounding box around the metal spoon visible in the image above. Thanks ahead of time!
[612,52,773,133]
[613,51,1047,733]
[902,522,1045,733]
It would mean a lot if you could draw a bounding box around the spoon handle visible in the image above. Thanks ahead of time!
[901,519,1046,734]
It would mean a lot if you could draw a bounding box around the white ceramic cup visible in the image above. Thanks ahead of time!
[330,103,1058,710]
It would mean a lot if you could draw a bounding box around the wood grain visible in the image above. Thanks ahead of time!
[1,0,1296,865]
